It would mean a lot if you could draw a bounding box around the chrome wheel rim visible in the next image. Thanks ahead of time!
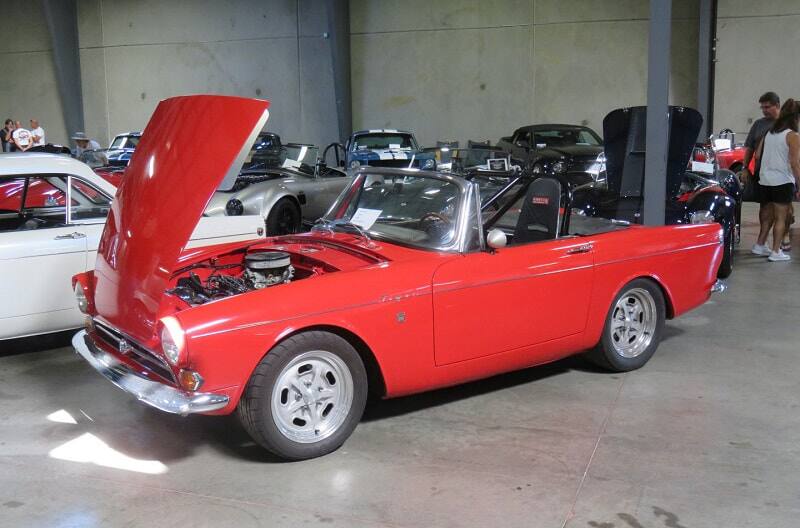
[610,288,657,358]
[271,351,354,444]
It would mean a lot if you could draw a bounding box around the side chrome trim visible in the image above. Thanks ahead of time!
[72,330,229,415]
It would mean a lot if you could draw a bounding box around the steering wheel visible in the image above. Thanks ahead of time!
[419,212,452,243]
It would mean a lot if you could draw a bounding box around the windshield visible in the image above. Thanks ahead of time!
[352,133,417,151]
[79,150,109,168]
[533,128,601,147]
[321,172,463,250]
[469,173,520,205]
[110,135,139,149]
[243,144,319,175]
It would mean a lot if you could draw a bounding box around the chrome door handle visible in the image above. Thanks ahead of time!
[54,232,86,240]
[566,243,593,255]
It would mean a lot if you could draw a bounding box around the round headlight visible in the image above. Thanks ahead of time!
[422,158,435,170]
[689,209,714,224]
[160,316,186,366]
[350,160,361,168]
[552,161,567,174]
[532,163,543,175]
[225,198,244,216]
[74,282,88,314]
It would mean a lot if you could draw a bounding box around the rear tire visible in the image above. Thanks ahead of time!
[718,224,734,278]
[266,198,301,235]
[586,278,665,372]
[238,331,368,460]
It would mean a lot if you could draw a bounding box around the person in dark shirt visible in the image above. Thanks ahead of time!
[1,119,14,152]
[743,92,781,177]
[742,92,785,255]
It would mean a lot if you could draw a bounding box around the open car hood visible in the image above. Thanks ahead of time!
[93,95,269,342]
[603,106,702,198]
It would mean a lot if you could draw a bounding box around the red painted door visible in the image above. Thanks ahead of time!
[432,239,594,366]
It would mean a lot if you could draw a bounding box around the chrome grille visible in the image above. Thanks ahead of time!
[568,160,595,173]
[93,320,176,383]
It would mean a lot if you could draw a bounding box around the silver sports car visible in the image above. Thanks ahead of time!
[206,142,350,235]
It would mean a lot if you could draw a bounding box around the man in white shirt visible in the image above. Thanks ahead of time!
[29,119,45,146]
[11,121,32,152]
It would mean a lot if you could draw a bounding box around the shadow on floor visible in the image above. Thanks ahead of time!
[362,355,593,423]
[0,330,75,357]
[13,325,687,465]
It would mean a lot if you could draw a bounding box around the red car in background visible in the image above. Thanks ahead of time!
[693,129,748,173]
[92,166,126,187]
[72,95,725,460]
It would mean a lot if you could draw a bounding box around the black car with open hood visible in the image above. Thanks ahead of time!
[571,106,740,278]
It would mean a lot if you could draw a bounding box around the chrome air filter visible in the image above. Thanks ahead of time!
[245,251,291,271]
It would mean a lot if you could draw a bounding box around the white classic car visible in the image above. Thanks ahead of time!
[0,153,265,340]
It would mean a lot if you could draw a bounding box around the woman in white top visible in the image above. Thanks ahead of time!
[753,99,800,262]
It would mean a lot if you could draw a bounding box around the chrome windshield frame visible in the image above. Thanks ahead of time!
[322,167,476,253]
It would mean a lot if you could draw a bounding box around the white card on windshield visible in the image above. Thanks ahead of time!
[389,143,401,149]
[712,138,731,151]
[350,208,382,229]
[282,158,301,169]
[691,161,714,174]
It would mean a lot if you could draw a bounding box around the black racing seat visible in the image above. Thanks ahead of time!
[512,177,562,244]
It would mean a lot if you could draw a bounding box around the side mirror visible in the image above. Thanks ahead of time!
[515,140,529,149]
[486,228,507,249]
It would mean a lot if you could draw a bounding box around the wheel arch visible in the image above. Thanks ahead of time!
[263,192,302,219]
[645,275,676,319]
[273,324,387,399]
[618,274,676,320]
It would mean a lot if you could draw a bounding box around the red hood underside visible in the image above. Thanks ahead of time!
[93,95,270,342]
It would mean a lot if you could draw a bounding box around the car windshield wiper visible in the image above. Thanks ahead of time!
[312,218,374,246]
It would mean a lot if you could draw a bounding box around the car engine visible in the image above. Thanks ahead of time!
[167,250,294,305]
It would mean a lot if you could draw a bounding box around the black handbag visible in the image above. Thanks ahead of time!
[741,138,764,202]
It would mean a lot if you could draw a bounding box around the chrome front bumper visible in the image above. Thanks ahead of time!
[711,279,727,293]
[72,330,229,415]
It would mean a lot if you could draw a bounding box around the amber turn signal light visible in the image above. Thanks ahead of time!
[178,369,204,392]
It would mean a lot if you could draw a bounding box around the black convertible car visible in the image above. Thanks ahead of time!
[498,124,607,187]
[570,106,740,278]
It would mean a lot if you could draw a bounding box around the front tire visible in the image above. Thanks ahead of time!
[238,331,368,460]
[718,224,734,278]
[266,198,301,235]
[586,278,665,372]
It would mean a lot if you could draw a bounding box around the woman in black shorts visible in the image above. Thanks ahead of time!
[753,99,800,262]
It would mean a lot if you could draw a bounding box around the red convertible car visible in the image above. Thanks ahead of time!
[693,129,748,173]
[72,95,724,460]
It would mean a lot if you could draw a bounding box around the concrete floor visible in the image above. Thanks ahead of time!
[1,203,798,528]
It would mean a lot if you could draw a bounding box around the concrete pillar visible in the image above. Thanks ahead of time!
[41,0,84,144]
[697,0,717,140]
[325,0,352,143]
[643,0,672,226]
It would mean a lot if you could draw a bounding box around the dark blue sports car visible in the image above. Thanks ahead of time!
[345,129,435,170]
